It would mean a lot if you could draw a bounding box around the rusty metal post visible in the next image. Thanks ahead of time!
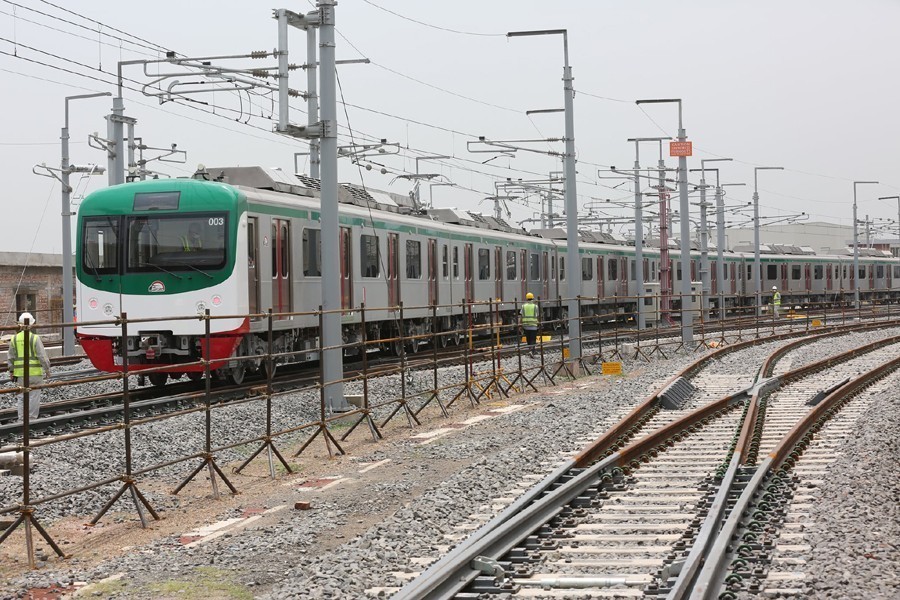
[296,306,345,457]
[380,302,421,428]
[91,312,160,526]
[173,310,238,495]
[341,303,383,441]
[235,308,293,476]
[0,318,67,565]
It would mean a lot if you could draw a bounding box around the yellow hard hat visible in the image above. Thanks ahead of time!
[525,292,534,300]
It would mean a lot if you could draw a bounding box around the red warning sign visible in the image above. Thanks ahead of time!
[669,141,693,157]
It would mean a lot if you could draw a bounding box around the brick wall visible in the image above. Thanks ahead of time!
[0,259,67,339]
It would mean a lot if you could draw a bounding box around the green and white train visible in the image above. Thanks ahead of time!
[76,166,900,385]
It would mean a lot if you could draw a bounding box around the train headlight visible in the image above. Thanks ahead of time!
[212,295,222,306]
[89,298,98,310]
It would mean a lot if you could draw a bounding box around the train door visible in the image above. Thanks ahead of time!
[494,246,503,301]
[868,264,875,289]
[520,249,527,300]
[804,263,811,294]
[690,260,697,283]
[428,239,438,306]
[340,227,353,310]
[826,264,834,291]
[387,233,400,308]
[464,243,474,303]
[730,263,737,294]
[271,219,292,319]
[888,263,893,290]
[850,263,855,291]
[780,264,788,292]
[643,258,649,289]
[711,261,717,295]
[542,251,550,300]
[248,217,260,318]
[596,256,604,300]
[620,257,628,296]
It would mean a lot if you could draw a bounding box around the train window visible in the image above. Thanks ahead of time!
[814,265,823,280]
[582,257,592,281]
[123,213,226,272]
[608,259,618,281]
[477,248,490,280]
[506,251,517,280]
[406,240,422,279]
[529,253,540,280]
[82,216,120,274]
[676,262,682,281]
[280,223,289,278]
[560,257,566,281]
[747,265,752,280]
[842,265,847,279]
[360,234,380,278]
[302,228,322,277]
[630,259,635,281]
[894,266,900,279]
[133,191,180,211]
[791,265,801,280]
[442,245,449,278]
[767,265,777,280]
[453,246,459,278]
[551,256,556,280]
[652,261,656,281]
[877,265,884,278]
[859,267,866,279]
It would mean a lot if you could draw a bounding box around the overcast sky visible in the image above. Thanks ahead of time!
[1,0,899,254]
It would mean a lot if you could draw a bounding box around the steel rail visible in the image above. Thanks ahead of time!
[399,323,900,599]
[689,353,900,599]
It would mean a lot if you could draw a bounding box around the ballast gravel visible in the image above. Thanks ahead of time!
[0,321,898,598]
[796,371,900,598]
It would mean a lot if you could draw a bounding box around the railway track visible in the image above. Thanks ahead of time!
[394,324,900,599]
[0,314,883,445]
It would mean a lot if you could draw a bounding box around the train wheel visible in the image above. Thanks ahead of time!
[438,330,449,348]
[148,372,168,387]
[229,363,246,385]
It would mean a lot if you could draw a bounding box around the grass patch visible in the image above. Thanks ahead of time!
[146,566,253,600]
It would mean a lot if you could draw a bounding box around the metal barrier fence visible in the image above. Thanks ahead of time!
[0,292,897,567]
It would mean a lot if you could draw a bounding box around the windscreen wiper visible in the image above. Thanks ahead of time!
[171,259,214,279]
[140,262,183,280]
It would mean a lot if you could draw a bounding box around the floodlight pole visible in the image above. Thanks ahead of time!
[637,98,692,344]
[852,181,879,310]
[691,158,732,319]
[878,196,900,257]
[627,137,670,330]
[508,28,581,368]
[718,182,746,319]
[752,167,783,316]
[61,92,111,355]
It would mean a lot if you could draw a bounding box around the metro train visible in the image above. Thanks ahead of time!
[75,166,900,385]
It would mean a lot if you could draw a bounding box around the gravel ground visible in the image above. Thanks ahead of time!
[0,321,897,599]
[798,371,900,598]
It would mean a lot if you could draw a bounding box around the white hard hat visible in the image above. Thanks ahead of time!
[772,286,777,290]
[18,312,35,324]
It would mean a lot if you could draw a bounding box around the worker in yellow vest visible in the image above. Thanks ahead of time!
[772,286,781,318]
[520,293,539,357]
[7,312,51,422]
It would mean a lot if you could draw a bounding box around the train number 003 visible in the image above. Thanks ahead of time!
[208,217,225,226]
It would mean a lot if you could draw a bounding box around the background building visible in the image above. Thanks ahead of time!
[726,222,854,254]
[0,252,68,338]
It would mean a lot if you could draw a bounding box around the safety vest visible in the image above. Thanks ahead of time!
[773,292,781,306]
[180,236,202,251]
[521,302,538,327]
[12,331,43,378]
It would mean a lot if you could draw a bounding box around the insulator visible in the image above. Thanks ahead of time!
[250,50,269,59]
[250,69,270,78]
[288,88,301,98]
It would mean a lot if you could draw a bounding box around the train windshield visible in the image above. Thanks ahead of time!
[82,217,120,276]
[125,213,228,272]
